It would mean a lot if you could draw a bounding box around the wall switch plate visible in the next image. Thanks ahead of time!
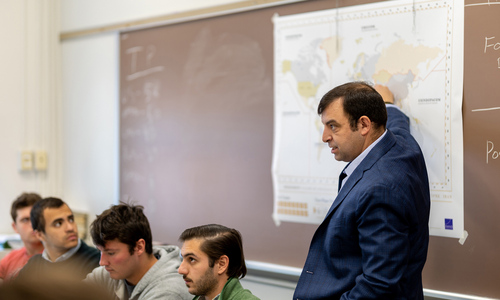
[19,151,33,171]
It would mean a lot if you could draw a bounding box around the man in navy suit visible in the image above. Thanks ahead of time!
[294,82,430,300]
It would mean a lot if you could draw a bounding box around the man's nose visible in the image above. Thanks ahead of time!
[66,220,76,231]
[99,254,108,266]
[322,128,331,143]
[178,261,187,275]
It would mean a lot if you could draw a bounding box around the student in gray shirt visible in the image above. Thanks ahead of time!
[85,203,191,300]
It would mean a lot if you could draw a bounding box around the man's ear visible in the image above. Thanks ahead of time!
[34,230,45,242]
[134,239,146,255]
[11,222,18,234]
[216,255,229,275]
[358,116,372,136]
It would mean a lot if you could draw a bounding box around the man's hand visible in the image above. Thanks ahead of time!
[374,85,394,104]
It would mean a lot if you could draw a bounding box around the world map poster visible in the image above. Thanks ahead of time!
[272,0,464,238]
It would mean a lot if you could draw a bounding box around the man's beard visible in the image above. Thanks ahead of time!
[189,267,219,297]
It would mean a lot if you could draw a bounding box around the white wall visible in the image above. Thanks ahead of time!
[0,1,28,232]
[61,0,246,32]
[60,32,119,216]
[0,0,61,234]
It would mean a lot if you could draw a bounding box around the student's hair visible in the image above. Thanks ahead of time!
[30,197,66,233]
[10,192,42,222]
[317,81,387,130]
[179,224,247,279]
[90,203,153,255]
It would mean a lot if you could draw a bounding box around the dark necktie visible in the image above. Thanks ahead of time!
[338,172,347,192]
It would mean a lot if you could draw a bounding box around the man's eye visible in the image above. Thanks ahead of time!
[184,257,196,263]
[20,218,30,224]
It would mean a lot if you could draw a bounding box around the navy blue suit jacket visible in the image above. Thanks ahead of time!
[294,107,430,300]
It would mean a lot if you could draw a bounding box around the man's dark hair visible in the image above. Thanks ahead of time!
[179,224,247,279]
[317,81,387,130]
[90,203,153,255]
[11,193,42,222]
[30,197,65,233]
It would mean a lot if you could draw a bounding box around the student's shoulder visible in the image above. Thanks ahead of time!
[78,241,100,257]
[232,289,261,300]
[221,277,260,300]
[0,248,23,264]
[25,253,44,264]
[155,245,181,256]
[139,281,192,300]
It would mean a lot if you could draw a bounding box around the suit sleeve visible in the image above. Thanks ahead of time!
[386,105,410,136]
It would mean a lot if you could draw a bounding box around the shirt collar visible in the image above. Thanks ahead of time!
[41,239,81,262]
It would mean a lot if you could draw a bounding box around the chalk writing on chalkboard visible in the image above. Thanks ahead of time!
[483,36,500,68]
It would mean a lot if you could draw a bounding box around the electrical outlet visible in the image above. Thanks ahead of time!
[35,151,47,171]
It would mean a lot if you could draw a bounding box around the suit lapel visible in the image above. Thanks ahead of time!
[323,130,398,219]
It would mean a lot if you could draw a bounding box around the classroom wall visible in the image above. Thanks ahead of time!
[0,0,62,234]
[60,0,246,32]
[0,0,28,232]
[60,32,119,224]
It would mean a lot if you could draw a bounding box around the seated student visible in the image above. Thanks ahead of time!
[0,193,44,282]
[16,197,100,280]
[84,203,191,300]
[178,224,260,300]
